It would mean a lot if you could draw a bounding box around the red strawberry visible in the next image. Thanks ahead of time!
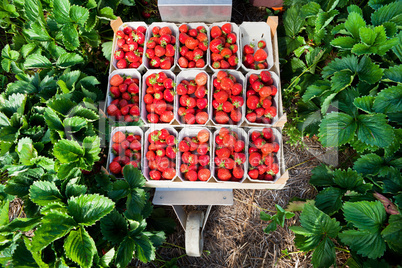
[254,49,267,62]
[248,169,259,179]
[179,140,190,152]
[232,96,244,108]
[196,112,208,124]
[264,106,277,118]
[210,26,222,39]
[109,161,122,174]
[234,140,245,152]
[258,40,266,49]
[230,109,242,123]
[214,91,229,103]
[198,169,210,181]
[166,135,177,146]
[259,71,271,83]
[249,152,262,167]
[262,128,273,140]
[267,163,279,175]
[147,113,159,123]
[233,166,244,180]
[217,168,231,181]
[221,23,231,35]
[215,111,229,124]
[216,147,230,159]
[185,170,198,181]
[197,143,209,155]
[198,154,210,166]
[243,44,255,54]
[107,104,119,116]
[112,131,126,143]
[262,98,272,109]
[247,95,259,110]
[246,112,257,122]
[150,170,161,180]
[264,155,274,166]
[164,89,174,102]
[162,168,176,180]
[234,153,246,165]
[195,85,207,98]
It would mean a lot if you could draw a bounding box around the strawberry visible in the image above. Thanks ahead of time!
[146,151,156,161]
[258,40,266,49]
[272,142,280,153]
[198,154,210,166]
[184,113,196,124]
[254,49,267,62]
[234,153,246,165]
[210,39,223,54]
[110,75,124,87]
[179,140,190,152]
[198,169,210,181]
[109,161,122,175]
[247,95,259,110]
[267,163,279,175]
[243,44,255,54]
[210,26,222,39]
[234,140,245,152]
[150,170,161,180]
[185,170,198,181]
[232,96,244,108]
[162,168,176,180]
[264,155,274,166]
[228,55,238,67]
[221,23,231,35]
[264,106,277,118]
[259,71,271,83]
[195,72,207,86]
[230,109,242,123]
[160,58,172,69]
[214,91,229,103]
[197,143,209,156]
[215,111,229,124]
[112,131,126,143]
[217,168,231,181]
[262,98,272,109]
[216,147,230,159]
[195,85,207,98]
[163,89,174,102]
[179,24,188,33]
[107,104,119,116]
[196,112,208,124]
[259,86,272,99]
[262,128,273,140]
[233,166,244,180]
[197,129,210,143]
[248,169,259,179]
[249,152,262,167]
[249,74,259,85]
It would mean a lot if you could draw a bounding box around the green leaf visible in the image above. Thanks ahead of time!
[369,0,394,10]
[101,41,113,60]
[29,181,62,206]
[20,43,37,59]
[357,56,383,84]
[62,24,80,50]
[67,194,114,226]
[321,92,337,114]
[31,210,76,252]
[99,248,115,268]
[310,164,334,186]
[47,97,76,115]
[2,44,19,61]
[56,53,84,68]
[353,153,384,176]
[53,0,71,24]
[339,230,386,259]
[357,114,395,148]
[23,22,52,41]
[0,217,41,232]
[343,201,386,232]
[11,239,37,267]
[315,187,344,215]
[311,236,336,268]
[371,1,402,26]
[373,85,402,122]
[345,12,366,40]
[123,165,146,189]
[115,236,135,268]
[134,234,155,263]
[108,180,130,200]
[359,27,376,46]
[44,108,63,131]
[383,65,402,83]
[353,96,374,113]
[319,112,357,147]
[381,214,402,252]
[347,4,363,16]
[32,156,55,171]
[100,209,128,245]
[24,0,45,25]
[64,227,96,268]
[53,139,84,163]
[68,106,99,122]
[301,2,321,17]
[24,54,52,69]
[322,55,359,78]
[330,70,354,92]
[333,168,372,193]
[331,36,357,49]
[63,116,87,133]
[302,81,331,102]
[70,5,89,25]
[260,211,272,221]
[66,183,87,198]
[126,188,147,217]
[283,6,304,37]
[16,137,38,165]
[82,136,101,167]
[98,7,116,20]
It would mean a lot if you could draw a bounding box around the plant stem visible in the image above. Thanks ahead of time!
[285,64,313,91]
[335,247,350,253]
[163,242,186,250]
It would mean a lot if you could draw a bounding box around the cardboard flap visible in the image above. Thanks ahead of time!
[110,17,123,33]
[273,113,287,128]
[266,16,278,38]
[275,170,289,185]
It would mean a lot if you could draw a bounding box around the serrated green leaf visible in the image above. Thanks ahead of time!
[70,5,89,25]
[64,227,96,268]
[353,153,384,176]
[339,230,386,259]
[98,7,116,20]
[53,0,70,24]
[322,55,359,78]
[263,221,277,233]
[100,209,128,245]
[47,96,76,115]
[383,65,402,83]
[16,137,38,165]
[331,36,357,49]
[24,0,45,25]
[373,85,402,123]
[24,54,52,69]
[2,44,19,60]
[357,113,395,148]
[359,27,376,46]
[345,12,366,40]
[260,211,272,221]
[353,96,374,113]
[29,181,62,206]
[123,165,146,189]
[357,56,383,84]
[11,239,37,267]
[343,201,386,231]
[319,112,357,147]
[302,81,331,102]
[311,236,336,268]
[381,214,402,252]
[63,116,87,133]
[100,248,115,268]
[67,194,114,226]
[20,43,37,59]
[310,164,334,186]
[347,4,363,15]
[108,180,130,200]
[82,136,100,167]
[54,139,84,163]
[68,106,99,122]
[23,21,52,41]
[315,187,344,215]
[134,234,155,263]
[331,70,354,92]
[31,210,76,252]
[101,41,113,60]
[321,92,337,114]
[369,0,394,10]
[371,1,402,26]
[333,168,372,193]
[56,53,84,68]
[44,107,63,131]
[115,236,135,268]
[66,183,87,198]
[301,2,321,17]
[0,216,41,232]
[126,188,147,217]
[40,202,67,215]
[283,6,304,37]
[62,24,80,50]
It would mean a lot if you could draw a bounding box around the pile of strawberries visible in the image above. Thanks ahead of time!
[146,26,176,69]
[214,128,246,181]
[178,24,208,68]
[106,74,140,123]
[146,128,177,180]
[177,72,209,125]
[246,71,277,124]
[179,129,211,181]
[248,128,279,181]
[212,71,244,125]
[209,23,239,70]
[114,25,146,69]
[109,131,142,175]
[242,40,268,70]
[143,72,175,123]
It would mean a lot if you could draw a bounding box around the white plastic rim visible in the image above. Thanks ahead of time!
[209,70,246,127]
[175,70,211,126]
[246,127,283,183]
[144,22,179,72]
[244,70,280,127]
[107,126,144,179]
[112,22,148,73]
[104,69,142,122]
[141,70,176,126]
[209,22,241,72]
[177,23,210,71]
[212,127,248,183]
[143,126,179,181]
[239,22,274,72]
[177,127,213,182]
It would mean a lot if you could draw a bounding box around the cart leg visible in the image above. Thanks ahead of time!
[185,211,204,257]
